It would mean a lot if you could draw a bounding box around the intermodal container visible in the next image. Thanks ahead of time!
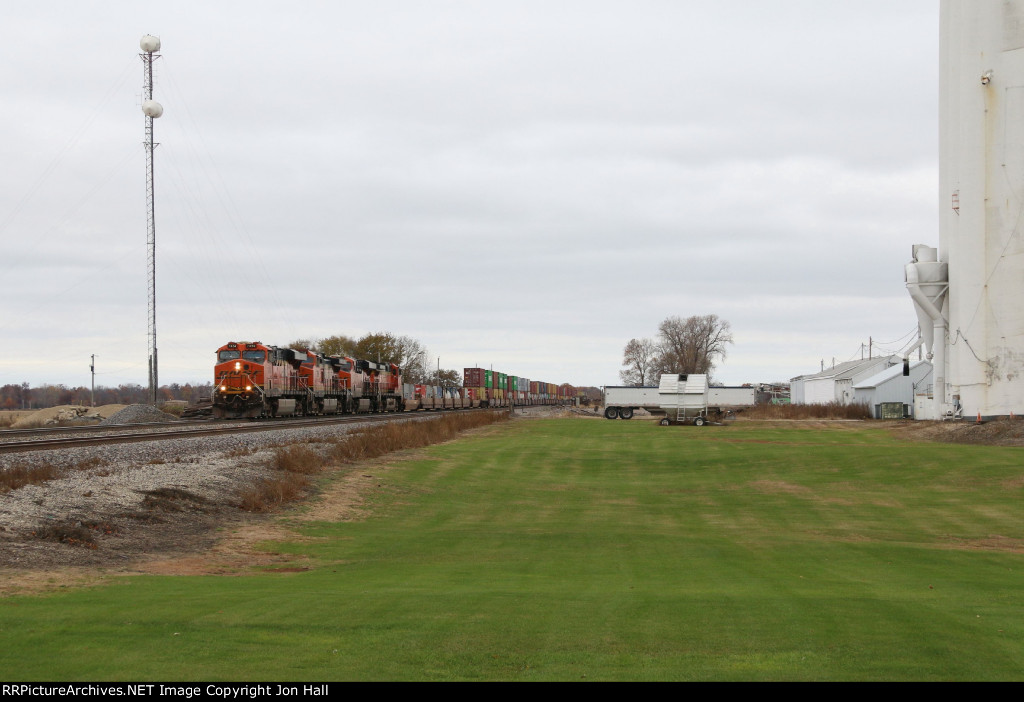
[464,368,486,388]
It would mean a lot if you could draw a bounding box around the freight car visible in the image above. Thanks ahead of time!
[462,367,577,407]
[213,342,578,419]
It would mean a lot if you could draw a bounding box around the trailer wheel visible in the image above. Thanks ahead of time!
[619,407,634,420]
[604,407,619,420]
[694,417,706,427]
[659,418,670,426]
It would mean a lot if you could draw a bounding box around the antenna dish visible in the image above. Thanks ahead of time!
[140,35,161,53]
[142,100,164,118]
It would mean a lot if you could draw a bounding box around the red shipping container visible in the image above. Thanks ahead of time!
[464,368,486,387]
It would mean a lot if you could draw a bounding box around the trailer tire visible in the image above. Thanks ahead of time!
[694,417,706,427]
[604,407,619,420]
[659,418,670,426]
[619,407,634,420]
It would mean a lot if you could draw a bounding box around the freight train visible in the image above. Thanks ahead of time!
[213,341,576,419]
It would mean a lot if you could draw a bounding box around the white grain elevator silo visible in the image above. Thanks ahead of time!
[907,0,1024,420]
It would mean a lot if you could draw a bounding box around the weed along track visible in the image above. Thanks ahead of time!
[0,409,511,579]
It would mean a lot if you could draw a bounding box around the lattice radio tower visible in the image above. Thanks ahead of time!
[140,35,163,404]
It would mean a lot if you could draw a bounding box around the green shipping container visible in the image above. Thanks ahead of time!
[485,370,493,389]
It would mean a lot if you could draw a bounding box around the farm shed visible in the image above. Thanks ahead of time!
[792,356,901,405]
[852,360,933,419]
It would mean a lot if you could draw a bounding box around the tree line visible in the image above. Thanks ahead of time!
[0,382,214,410]
[619,314,734,387]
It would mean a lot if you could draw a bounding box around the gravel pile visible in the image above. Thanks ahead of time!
[101,404,181,425]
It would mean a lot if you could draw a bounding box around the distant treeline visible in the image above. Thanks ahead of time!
[0,382,214,410]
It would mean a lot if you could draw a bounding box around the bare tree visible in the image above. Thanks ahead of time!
[656,314,734,378]
[619,337,659,386]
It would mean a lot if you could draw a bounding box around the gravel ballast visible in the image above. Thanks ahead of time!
[0,422,363,569]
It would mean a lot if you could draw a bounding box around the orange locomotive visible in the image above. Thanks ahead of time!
[213,341,404,419]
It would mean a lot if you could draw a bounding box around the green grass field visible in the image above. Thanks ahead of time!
[2,418,1022,680]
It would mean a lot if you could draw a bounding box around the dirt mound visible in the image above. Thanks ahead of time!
[890,417,1024,446]
[11,404,126,429]
[100,404,180,425]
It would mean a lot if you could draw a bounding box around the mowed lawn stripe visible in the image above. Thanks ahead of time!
[0,418,1021,680]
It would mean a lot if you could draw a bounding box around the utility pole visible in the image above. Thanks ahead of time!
[90,354,96,407]
[140,35,164,405]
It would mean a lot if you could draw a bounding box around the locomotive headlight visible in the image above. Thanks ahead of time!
[235,362,241,371]
[245,385,252,391]
[220,385,226,392]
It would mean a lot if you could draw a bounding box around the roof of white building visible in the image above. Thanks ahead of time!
[796,356,900,383]
[853,360,932,389]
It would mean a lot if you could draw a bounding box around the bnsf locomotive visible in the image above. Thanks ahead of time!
[214,341,404,419]
[213,340,577,419]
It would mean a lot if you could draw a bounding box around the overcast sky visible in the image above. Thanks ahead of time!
[0,0,939,390]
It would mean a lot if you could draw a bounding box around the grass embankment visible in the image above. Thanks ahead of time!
[239,411,510,511]
[1,418,1022,681]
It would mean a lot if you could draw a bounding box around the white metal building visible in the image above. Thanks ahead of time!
[852,361,934,419]
[791,357,900,405]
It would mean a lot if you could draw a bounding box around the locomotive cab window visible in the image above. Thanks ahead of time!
[243,351,266,362]
[219,350,241,361]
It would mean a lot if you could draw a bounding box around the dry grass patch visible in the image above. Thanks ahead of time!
[272,444,322,474]
[1,461,61,493]
[2,455,112,493]
[142,487,210,513]
[741,402,872,420]
[71,457,108,472]
[239,474,310,513]
[328,412,507,464]
[746,480,813,495]
[31,522,97,548]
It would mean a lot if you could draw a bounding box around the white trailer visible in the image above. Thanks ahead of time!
[708,386,757,408]
[604,374,719,426]
[602,386,663,420]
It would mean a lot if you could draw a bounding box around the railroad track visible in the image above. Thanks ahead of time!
[0,411,453,455]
